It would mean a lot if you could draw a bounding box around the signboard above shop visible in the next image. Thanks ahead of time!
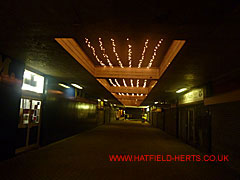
[21,70,44,94]
[179,88,204,105]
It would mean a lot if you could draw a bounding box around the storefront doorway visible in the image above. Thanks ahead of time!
[16,98,42,153]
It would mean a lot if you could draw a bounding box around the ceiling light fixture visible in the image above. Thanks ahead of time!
[98,38,113,68]
[111,38,124,68]
[154,101,159,104]
[147,39,164,68]
[58,83,70,89]
[104,99,108,102]
[130,79,134,87]
[71,83,83,89]
[143,79,147,88]
[114,79,121,87]
[127,38,132,68]
[138,39,149,68]
[123,79,127,87]
[176,88,188,93]
[109,79,117,87]
[85,38,106,67]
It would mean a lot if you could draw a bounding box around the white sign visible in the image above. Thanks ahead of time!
[179,88,204,104]
[22,69,44,93]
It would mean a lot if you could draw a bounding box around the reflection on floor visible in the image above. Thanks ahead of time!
[0,120,238,179]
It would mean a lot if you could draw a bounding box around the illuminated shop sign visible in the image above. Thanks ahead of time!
[179,88,204,104]
[21,69,44,93]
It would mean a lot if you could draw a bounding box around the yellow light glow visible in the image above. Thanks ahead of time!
[176,88,188,93]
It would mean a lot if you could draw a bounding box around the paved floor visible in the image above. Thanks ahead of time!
[0,120,239,180]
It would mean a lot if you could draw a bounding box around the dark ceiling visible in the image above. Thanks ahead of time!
[0,0,240,105]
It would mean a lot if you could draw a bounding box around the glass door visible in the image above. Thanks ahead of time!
[16,98,42,153]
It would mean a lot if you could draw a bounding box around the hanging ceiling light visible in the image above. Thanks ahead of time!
[138,39,149,68]
[147,39,164,68]
[127,38,132,68]
[98,38,113,68]
[85,38,106,67]
[111,38,124,68]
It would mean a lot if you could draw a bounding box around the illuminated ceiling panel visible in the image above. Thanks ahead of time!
[55,37,185,106]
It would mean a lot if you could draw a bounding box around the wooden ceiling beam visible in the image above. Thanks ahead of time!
[113,94,146,101]
[55,38,95,76]
[110,86,149,94]
[95,67,159,79]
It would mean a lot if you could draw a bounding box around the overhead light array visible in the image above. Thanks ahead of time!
[111,38,124,68]
[115,79,121,87]
[117,93,146,97]
[143,79,147,88]
[123,79,127,87]
[109,79,116,87]
[85,38,106,67]
[138,39,149,68]
[147,39,164,68]
[127,38,132,68]
[98,38,113,68]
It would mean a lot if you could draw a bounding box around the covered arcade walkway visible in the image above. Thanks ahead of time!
[0,121,238,180]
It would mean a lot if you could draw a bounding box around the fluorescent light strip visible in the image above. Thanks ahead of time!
[59,83,70,88]
[109,79,117,87]
[136,79,139,87]
[115,79,121,87]
[138,39,149,68]
[176,88,188,93]
[147,39,164,68]
[85,38,106,67]
[71,83,83,89]
[99,38,113,68]
[127,38,132,68]
[111,38,124,68]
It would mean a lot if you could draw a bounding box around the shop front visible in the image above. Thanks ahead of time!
[178,88,211,152]
[15,69,45,153]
